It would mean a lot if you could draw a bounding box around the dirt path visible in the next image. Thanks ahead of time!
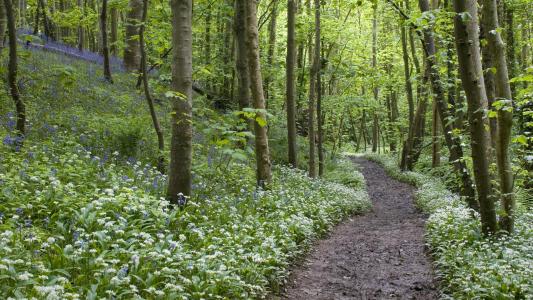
[280,157,438,299]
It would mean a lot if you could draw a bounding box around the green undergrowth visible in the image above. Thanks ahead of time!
[0,135,370,299]
[361,153,533,299]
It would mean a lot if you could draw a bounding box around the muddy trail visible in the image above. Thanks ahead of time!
[280,157,439,299]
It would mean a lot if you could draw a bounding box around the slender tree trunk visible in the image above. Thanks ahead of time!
[33,3,39,34]
[371,3,379,153]
[307,0,316,178]
[234,0,250,113]
[204,3,211,66]
[418,0,478,211]
[314,0,324,176]
[482,0,515,233]
[286,0,298,168]
[124,0,142,71]
[452,0,497,234]
[480,15,498,151]
[432,100,440,167]
[100,0,112,83]
[167,0,193,202]
[264,0,278,103]
[140,0,165,173]
[110,7,118,56]
[77,0,84,51]
[504,2,516,98]
[401,21,414,131]
[0,0,6,50]
[4,0,24,139]
[245,0,272,187]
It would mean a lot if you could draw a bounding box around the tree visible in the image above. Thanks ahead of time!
[4,0,24,141]
[315,0,324,176]
[452,0,497,234]
[234,0,251,115]
[416,0,478,211]
[167,0,193,203]
[286,0,298,168]
[308,0,317,178]
[245,0,272,187]
[124,0,143,71]
[0,0,6,50]
[481,0,515,233]
[100,0,112,83]
[140,0,165,173]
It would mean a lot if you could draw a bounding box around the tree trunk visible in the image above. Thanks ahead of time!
[418,0,478,211]
[100,0,112,82]
[124,0,142,71]
[286,0,298,168]
[314,0,324,176]
[140,0,165,173]
[452,0,497,234]
[371,3,379,153]
[110,7,118,56]
[504,2,516,98]
[0,0,6,50]
[234,0,250,114]
[432,100,440,167]
[307,0,317,178]
[167,0,193,203]
[400,21,414,131]
[480,15,498,151]
[482,0,515,233]
[245,0,272,187]
[4,0,24,139]
[264,0,278,103]
[77,0,84,51]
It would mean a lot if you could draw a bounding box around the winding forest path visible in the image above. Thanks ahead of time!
[280,157,438,299]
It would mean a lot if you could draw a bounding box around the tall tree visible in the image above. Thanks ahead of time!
[110,6,118,56]
[371,3,379,153]
[167,0,193,203]
[265,0,279,103]
[482,0,515,233]
[417,0,478,211]
[234,0,250,114]
[0,1,6,50]
[140,0,165,173]
[307,0,317,178]
[286,0,298,167]
[77,0,84,51]
[315,0,324,176]
[124,0,143,71]
[100,0,112,82]
[245,0,272,187]
[452,0,497,234]
[4,0,24,139]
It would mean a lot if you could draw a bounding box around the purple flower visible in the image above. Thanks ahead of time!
[177,193,187,207]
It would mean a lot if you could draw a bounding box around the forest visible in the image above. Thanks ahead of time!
[0,0,532,298]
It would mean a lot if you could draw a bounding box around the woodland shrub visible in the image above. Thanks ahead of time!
[0,133,370,299]
[363,153,533,299]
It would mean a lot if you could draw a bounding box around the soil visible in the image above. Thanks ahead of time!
[278,157,439,300]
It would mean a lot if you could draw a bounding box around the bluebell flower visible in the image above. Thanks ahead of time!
[177,193,187,207]
[6,119,15,131]
[72,231,80,241]
[117,265,129,279]
[43,216,50,227]
[24,219,32,227]
[16,208,23,215]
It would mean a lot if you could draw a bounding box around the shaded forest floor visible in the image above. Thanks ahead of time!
[280,157,439,299]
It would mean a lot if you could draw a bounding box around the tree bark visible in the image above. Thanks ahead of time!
[452,0,497,234]
[418,0,478,211]
[234,0,250,115]
[264,0,278,103]
[100,0,112,82]
[432,100,440,167]
[482,0,515,233]
[245,0,272,187]
[307,0,317,178]
[400,21,414,131]
[4,0,24,139]
[0,0,6,50]
[77,0,84,51]
[140,0,165,173]
[371,3,379,153]
[286,0,298,168]
[110,7,118,56]
[314,0,324,176]
[167,0,193,202]
[124,0,142,71]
